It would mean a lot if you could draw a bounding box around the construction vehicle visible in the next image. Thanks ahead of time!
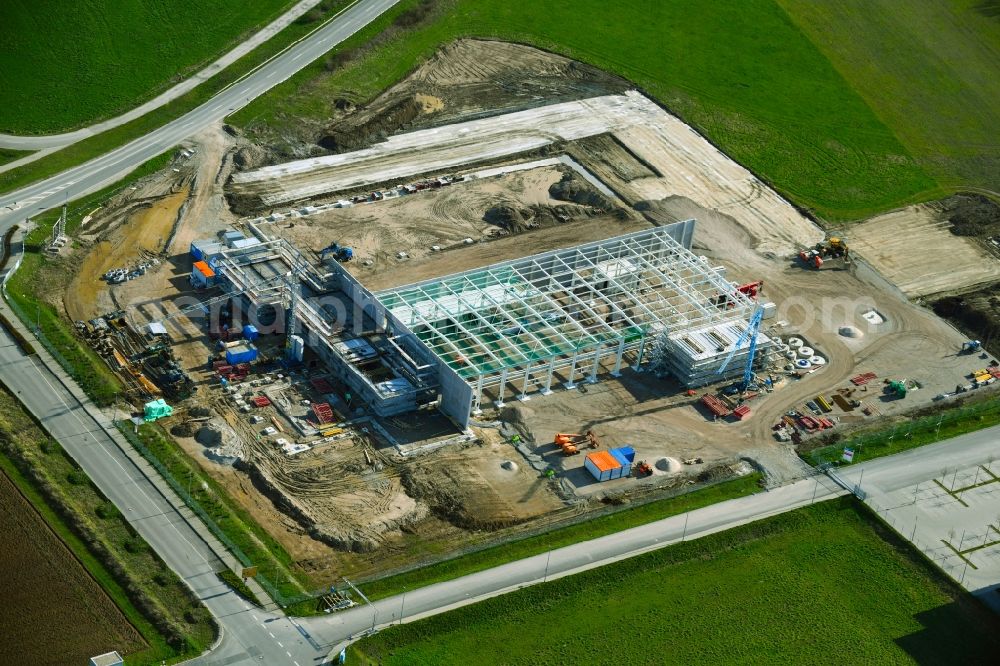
[319,242,354,263]
[961,340,982,354]
[819,237,849,259]
[798,237,849,270]
[798,248,824,269]
[885,379,907,399]
[712,280,763,308]
[634,460,653,477]
[717,304,764,392]
[554,430,599,455]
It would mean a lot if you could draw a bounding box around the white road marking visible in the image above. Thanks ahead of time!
[26,358,211,565]
[276,641,284,648]
[268,631,275,638]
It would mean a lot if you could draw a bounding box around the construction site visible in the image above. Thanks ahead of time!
[41,40,1000,582]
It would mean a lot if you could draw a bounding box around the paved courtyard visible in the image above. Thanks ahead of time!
[862,460,1000,611]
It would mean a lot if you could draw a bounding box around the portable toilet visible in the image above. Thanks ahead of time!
[243,324,259,342]
[585,450,622,482]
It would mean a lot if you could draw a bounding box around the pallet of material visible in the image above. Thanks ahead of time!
[815,395,833,413]
[252,396,272,408]
[850,372,878,386]
[832,394,854,412]
[701,394,731,417]
[311,377,336,394]
[733,405,751,420]
[312,402,335,424]
[798,415,821,431]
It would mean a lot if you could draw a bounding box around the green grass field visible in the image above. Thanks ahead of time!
[352,498,1000,665]
[233,0,948,221]
[777,0,1000,201]
[0,148,31,167]
[0,0,295,134]
[0,2,348,197]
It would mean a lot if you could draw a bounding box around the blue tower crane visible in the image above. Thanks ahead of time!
[717,305,764,390]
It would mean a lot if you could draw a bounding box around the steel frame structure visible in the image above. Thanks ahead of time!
[377,222,755,411]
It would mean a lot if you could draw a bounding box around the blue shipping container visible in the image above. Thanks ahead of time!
[225,344,258,365]
[610,449,632,477]
[613,446,636,463]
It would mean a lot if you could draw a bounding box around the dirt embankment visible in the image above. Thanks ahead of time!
[313,39,630,159]
[65,186,189,322]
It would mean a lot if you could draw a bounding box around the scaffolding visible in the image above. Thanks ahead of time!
[377,221,756,413]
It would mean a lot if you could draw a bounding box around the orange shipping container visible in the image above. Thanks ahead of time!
[193,260,215,277]
[585,450,623,482]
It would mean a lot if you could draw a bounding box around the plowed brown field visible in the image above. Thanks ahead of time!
[0,469,145,665]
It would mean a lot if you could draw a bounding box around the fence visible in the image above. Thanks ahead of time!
[5,292,83,380]
[114,421,330,607]
[348,471,757,590]
[806,398,1000,467]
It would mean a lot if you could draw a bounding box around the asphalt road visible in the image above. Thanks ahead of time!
[0,314,324,664]
[0,0,402,227]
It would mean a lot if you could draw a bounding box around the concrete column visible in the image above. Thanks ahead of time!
[633,334,647,371]
[518,366,532,402]
[495,368,508,408]
[588,345,601,383]
[472,373,484,415]
[611,337,626,377]
[565,349,580,390]
[541,357,556,395]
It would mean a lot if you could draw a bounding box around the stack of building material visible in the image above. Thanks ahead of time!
[701,394,731,418]
[312,402,335,424]
[310,377,336,394]
[850,372,877,386]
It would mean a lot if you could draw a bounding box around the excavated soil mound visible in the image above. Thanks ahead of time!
[195,424,223,447]
[942,194,1000,238]
[634,198,686,226]
[319,96,425,153]
[233,144,267,171]
[548,171,613,210]
[170,421,196,438]
[484,205,533,233]
[655,457,682,474]
[839,326,864,339]
[484,202,597,234]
